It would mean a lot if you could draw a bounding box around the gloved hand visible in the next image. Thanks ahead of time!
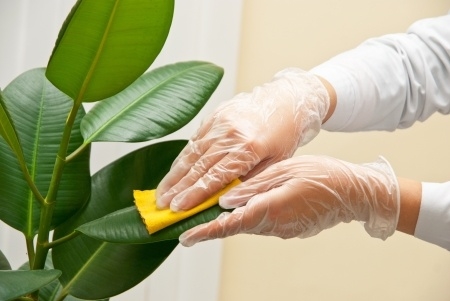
[156,68,330,211]
[179,155,400,247]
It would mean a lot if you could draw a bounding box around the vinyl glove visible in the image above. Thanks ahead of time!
[156,68,330,211]
[179,155,400,247]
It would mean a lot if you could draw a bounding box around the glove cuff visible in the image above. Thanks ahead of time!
[273,68,330,146]
[362,156,400,240]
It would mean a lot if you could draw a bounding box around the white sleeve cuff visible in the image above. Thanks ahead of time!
[310,64,357,131]
[414,182,450,250]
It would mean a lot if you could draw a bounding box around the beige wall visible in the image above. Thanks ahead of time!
[219,1,450,300]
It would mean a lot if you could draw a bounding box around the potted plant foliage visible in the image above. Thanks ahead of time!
[0,1,228,300]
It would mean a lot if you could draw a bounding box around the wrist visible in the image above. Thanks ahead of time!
[396,178,421,235]
[316,76,337,123]
[272,68,330,146]
[360,156,400,240]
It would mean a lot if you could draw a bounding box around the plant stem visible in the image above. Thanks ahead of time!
[45,231,80,249]
[21,167,45,206]
[32,203,55,270]
[32,101,82,271]
[25,236,35,267]
[31,102,82,301]
[66,142,89,163]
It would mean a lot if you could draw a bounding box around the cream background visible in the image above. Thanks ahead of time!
[218,1,450,301]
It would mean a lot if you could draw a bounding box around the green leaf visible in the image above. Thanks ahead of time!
[80,61,224,143]
[18,253,108,301]
[55,239,178,299]
[77,204,229,244]
[76,206,150,243]
[0,269,61,301]
[0,249,11,270]
[0,68,91,237]
[52,140,186,299]
[0,89,28,174]
[46,0,175,103]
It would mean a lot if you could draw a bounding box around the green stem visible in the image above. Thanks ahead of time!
[66,142,89,163]
[25,236,35,267]
[32,101,82,271]
[21,166,45,206]
[32,203,55,270]
[45,231,80,249]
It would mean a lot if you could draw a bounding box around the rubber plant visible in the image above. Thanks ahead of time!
[0,1,228,300]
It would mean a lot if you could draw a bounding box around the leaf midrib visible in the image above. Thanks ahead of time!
[84,63,210,144]
[61,242,108,296]
[75,0,121,104]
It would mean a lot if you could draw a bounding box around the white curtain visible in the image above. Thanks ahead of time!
[0,1,242,300]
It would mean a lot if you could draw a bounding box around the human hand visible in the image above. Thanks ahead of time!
[156,69,330,211]
[179,155,400,247]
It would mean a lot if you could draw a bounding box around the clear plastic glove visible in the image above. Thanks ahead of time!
[156,68,330,211]
[179,155,400,247]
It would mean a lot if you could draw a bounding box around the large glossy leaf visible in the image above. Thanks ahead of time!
[80,61,224,143]
[54,239,178,299]
[0,68,91,237]
[0,249,11,270]
[53,140,186,299]
[77,204,230,244]
[46,0,174,103]
[0,269,61,301]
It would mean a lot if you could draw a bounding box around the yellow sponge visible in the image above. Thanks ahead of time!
[134,179,241,234]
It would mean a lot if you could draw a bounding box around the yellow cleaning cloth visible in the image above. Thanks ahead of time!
[134,179,241,234]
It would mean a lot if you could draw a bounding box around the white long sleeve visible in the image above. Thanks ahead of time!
[311,14,450,250]
[311,14,450,132]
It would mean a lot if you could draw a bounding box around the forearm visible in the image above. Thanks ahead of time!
[396,177,421,235]
[395,179,450,251]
